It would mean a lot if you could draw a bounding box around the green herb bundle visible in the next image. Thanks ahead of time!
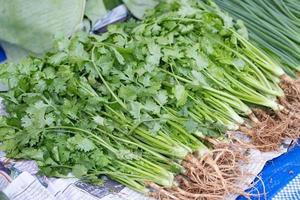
[215,0,300,77]
[0,31,238,198]
[120,0,300,149]
[0,0,299,199]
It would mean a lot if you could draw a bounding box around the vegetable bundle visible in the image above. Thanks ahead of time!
[215,0,300,77]
[0,0,299,199]
[122,0,300,149]
[0,34,241,198]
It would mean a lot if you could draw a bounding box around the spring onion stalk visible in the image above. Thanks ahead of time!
[215,0,300,77]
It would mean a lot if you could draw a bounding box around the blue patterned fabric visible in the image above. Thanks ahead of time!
[272,174,300,200]
[237,142,300,200]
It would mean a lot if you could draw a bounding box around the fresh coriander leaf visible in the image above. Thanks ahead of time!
[129,101,143,120]
[186,47,208,69]
[77,138,96,152]
[21,115,33,128]
[118,85,137,101]
[173,84,188,107]
[112,48,125,65]
[19,148,44,161]
[155,90,168,106]
[48,52,67,65]
[144,100,160,114]
[93,115,105,126]
[72,164,88,177]
[184,119,198,133]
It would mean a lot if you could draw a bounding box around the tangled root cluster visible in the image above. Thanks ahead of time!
[235,74,300,152]
[241,105,300,152]
[280,74,300,106]
[149,75,300,200]
[251,109,289,151]
[151,145,248,200]
[279,75,300,140]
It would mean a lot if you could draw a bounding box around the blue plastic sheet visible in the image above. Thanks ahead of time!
[237,142,300,200]
[0,46,6,62]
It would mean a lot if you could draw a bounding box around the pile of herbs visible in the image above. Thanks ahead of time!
[215,0,300,77]
[0,0,299,199]
[0,24,222,196]
[122,0,300,149]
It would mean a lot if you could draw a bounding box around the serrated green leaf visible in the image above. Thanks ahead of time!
[48,52,68,65]
[144,100,160,114]
[155,90,168,106]
[93,115,105,126]
[173,85,188,107]
[118,85,137,101]
[129,101,143,120]
[21,115,33,128]
[72,164,88,177]
[77,138,96,152]
[19,148,44,161]
[112,48,125,65]
[184,119,198,133]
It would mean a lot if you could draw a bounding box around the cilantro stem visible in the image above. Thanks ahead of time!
[91,47,127,110]
[115,160,174,187]
[46,126,117,153]
[95,127,182,168]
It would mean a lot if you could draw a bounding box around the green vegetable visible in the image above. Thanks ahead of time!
[0,32,211,193]
[215,0,300,77]
[0,0,295,198]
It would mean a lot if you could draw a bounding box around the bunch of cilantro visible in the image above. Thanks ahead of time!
[0,0,290,195]
[119,0,286,129]
[0,30,213,192]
